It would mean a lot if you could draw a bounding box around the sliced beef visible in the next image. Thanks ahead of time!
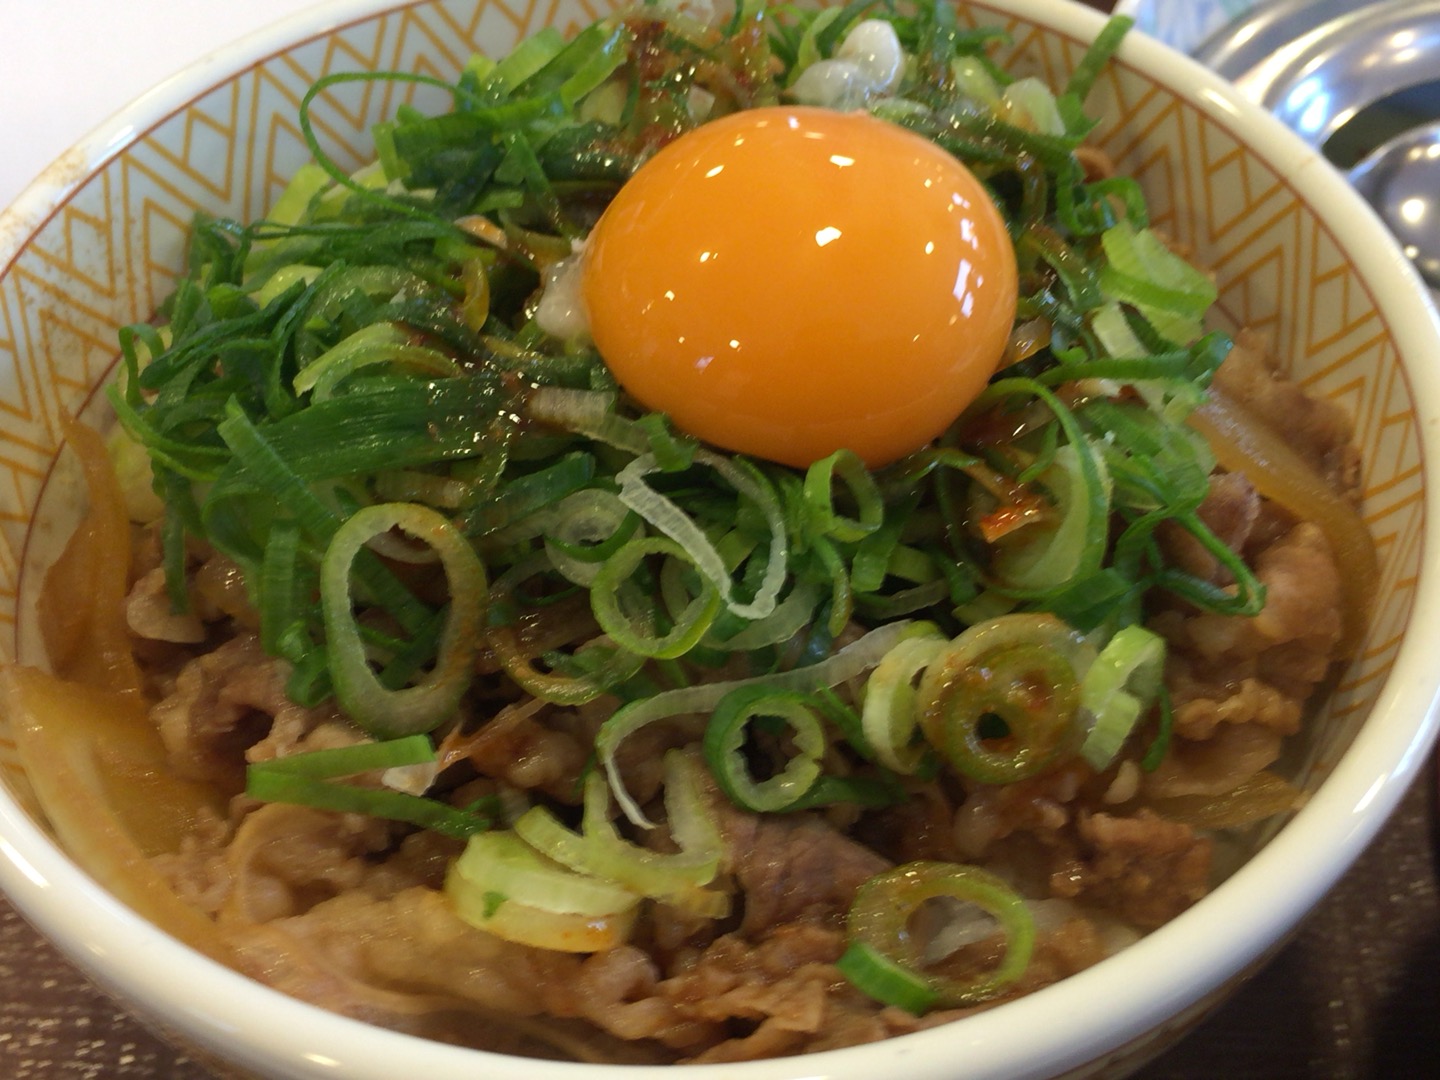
[150,633,346,787]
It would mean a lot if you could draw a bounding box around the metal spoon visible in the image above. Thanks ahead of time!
[1349,120,1440,290]
[1196,0,1440,151]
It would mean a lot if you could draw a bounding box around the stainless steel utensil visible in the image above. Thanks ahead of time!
[1197,0,1440,294]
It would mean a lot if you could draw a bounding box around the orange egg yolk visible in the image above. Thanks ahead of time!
[580,105,1018,470]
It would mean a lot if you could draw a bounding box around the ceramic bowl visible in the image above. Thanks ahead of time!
[2,1,1438,1078]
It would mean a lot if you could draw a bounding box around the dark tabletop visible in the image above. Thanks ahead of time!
[4,1,1439,1076]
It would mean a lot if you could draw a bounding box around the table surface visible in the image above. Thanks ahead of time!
[3,1,1438,1078]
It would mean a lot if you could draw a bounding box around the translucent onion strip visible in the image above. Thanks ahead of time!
[42,418,145,696]
[1189,389,1378,656]
[321,502,486,737]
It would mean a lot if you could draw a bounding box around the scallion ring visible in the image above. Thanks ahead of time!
[861,627,948,774]
[445,830,640,952]
[702,684,826,813]
[917,614,1089,785]
[590,536,722,659]
[514,769,722,905]
[803,448,884,544]
[615,450,788,622]
[542,489,642,586]
[835,940,941,1015]
[843,861,1035,1010]
[484,623,644,706]
[1078,623,1166,769]
[597,620,915,827]
[320,502,485,738]
[989,442,1112,592]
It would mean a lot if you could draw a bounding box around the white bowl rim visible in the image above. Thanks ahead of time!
[2,1,1439,1078]
[0,0,419,261]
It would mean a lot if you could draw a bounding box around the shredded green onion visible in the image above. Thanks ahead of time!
[246,736,492,839]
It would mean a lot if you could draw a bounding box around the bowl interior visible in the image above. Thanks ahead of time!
[0,1,1433,1077]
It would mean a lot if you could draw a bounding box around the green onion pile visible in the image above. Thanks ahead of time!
[111,1,1267,1015]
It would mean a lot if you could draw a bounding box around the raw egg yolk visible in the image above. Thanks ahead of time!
[581,106,1018,470]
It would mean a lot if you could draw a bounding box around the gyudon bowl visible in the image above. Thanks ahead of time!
[1,1,1438,1078]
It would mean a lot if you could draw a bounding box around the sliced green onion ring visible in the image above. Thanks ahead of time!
[861,627,948,774]
[542,489,642,585]
[1078,624,1166,769]
[990,442,1112,591]
[321,502,486,737]
[702,685,827,813]
[485,624,643,706]
[590,536,723,659]
[450,830,639,917]
[835,940,942,1015]
[661,748,724,860]
[844,861,1036,1010]
[707,581,821,652]
[917,614,1090,785]
[804,448,884,543]
[445,830,640,952]
[514,768,721,903]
